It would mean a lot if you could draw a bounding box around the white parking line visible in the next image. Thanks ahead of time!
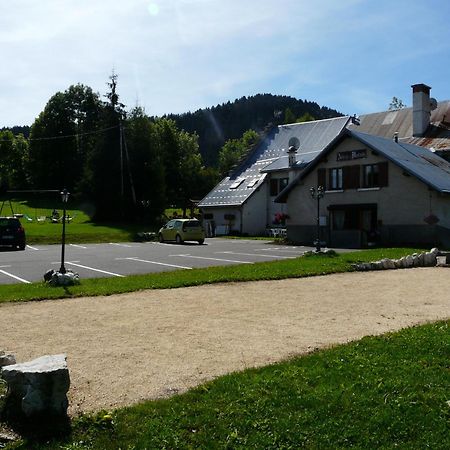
[0,269,31,284]
[119,257,192,270]
[65,262,125,277]
[170,254,253,264]
[26,244,39,250]
[70,244,88,249]
[217,251,295,259]
[0,265,11,268]
[109,243,134,248]
[255,247,306,254]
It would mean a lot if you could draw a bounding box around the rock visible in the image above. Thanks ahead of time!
[436,255,447,267]
[1,354,70,421]
[416,253,425,267]
[393,259,403,269]
[370,261,383,270]
[423,251,437,267]
[381,258,396,270]
[398,256,407,268]
[45,270,80,286]
[0,351,16,368]
[430,247,439,255]
[405,255,414,268]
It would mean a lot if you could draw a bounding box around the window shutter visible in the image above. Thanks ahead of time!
[378,162,389,187]
[317,168,326,189]
[343,165,360,189]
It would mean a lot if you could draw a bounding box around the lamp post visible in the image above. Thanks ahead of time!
[310,186,324,252]
[59,189,70,274]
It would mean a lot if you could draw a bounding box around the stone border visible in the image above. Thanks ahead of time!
[353,248,449,271]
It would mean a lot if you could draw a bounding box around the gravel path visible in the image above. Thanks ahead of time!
[1,267,449,415]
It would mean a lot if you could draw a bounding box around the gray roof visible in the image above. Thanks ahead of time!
[348,130,450,193]
[349,100,450,152]
[198,116,350,207]
[276,129,450,202]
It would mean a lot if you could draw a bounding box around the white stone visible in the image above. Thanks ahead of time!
[1,354,70,419]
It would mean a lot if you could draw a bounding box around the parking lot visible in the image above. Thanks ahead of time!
[0,238,319,284]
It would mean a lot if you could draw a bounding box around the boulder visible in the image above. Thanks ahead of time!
[405,255,414,268]
[423,251,437,267]
[380,258,396,270]
[1,354,69,421]
[416,253,425,267]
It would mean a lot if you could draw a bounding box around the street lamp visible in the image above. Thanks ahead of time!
[310,186,324,252]
[59,189,70,274]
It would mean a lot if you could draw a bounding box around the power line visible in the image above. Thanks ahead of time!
[0,125,119,143]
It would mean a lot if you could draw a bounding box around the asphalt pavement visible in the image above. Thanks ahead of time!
[0,238,321,285]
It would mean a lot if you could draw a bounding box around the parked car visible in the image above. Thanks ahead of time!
[158,219,205,244]
[0,217,26,250]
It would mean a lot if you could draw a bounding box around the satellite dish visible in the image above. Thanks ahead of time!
[288,136,300,150]
[430,98,438,111]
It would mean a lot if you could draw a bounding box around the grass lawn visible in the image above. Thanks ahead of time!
[8,320,449,449]
[1,197,157,245]
[0,248,422,304]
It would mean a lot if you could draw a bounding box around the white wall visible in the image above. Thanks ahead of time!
[242,183,268,235]
[287,137,450,229]
[267,172,289,228]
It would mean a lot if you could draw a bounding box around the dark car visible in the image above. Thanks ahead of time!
[0,217,26,250]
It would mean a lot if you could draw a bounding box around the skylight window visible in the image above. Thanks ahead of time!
[229,178,245,189]
[247,178,260,188]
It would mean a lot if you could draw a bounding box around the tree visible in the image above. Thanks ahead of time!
[389,97,407,111]
[28,84,102,190]
[0,131,29,191]
[154,118,204,216]
[297,112,315,122]
[82,73,128,220]
[283,107,297,124]
[125,107,166,220]
[218,129,259,178]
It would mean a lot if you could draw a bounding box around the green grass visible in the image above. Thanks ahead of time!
[0,248,421,304]
[11,320,450,449]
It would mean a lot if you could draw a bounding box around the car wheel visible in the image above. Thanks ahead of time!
[176,234,183,244]
[198,239,204,245]
[18,244,26,251]
[158,233,164,243]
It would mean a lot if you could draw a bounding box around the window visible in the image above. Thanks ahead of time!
[363,164,379,188]
[230,178,245,189]
[279,178,289,191]
[270,178,289,196]
[329,168,343,190]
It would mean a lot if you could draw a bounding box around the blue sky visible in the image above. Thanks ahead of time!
[1,0,450,127]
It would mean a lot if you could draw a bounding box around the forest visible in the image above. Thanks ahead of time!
[0,75,341,223]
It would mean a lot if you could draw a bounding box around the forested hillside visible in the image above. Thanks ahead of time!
[167,94,342,166]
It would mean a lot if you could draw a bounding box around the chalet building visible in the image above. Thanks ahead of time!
[199,83,450,246]
[198,116,351,236]
[276,129,450,248]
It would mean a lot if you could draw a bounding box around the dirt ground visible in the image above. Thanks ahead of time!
[1,267,449,416]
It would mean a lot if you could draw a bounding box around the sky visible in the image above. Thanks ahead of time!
[1,0,450,127]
